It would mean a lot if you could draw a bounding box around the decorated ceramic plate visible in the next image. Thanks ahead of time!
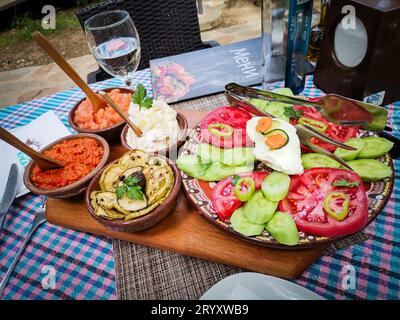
[179,122,394,250]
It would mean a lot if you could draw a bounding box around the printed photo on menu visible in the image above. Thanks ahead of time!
[149,38,262,103]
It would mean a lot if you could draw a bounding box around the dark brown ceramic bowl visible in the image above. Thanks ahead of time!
[68,87,134,141]
[23,133,110,199]
[120,111,188,156]
[85,155,181,232]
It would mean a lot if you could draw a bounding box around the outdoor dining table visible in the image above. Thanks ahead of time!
[0,67,399,300]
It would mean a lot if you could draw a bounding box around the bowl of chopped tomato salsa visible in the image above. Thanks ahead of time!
[24,133,109,198]
[68,87,133,141]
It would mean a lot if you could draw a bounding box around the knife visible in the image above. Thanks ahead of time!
[0,164,19,233]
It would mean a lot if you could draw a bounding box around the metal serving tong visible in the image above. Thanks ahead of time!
[225,83,389,131]
[224,83,357,169]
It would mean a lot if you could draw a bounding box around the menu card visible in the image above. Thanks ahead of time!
[0,111,71,198]
[150,38,262,103]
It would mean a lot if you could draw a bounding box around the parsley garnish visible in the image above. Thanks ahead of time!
[332,179,359,187]
[115,185,127,198]
[232,175,241,186]
[124,176,140,187]
[115,175,144,200]
[132,83,153,110]
[127,186,144,200]
[283,107,302,120]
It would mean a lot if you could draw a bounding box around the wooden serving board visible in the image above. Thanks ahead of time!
[46,109,326,279]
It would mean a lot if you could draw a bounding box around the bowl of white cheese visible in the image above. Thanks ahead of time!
[120,99,188,157]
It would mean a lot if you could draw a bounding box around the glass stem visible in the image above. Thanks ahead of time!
[124,78,132,87]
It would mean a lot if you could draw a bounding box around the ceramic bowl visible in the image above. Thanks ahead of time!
[85,155,181,232]
[120,111,188,156]
[68,87,134,141]
[24,133,110,198]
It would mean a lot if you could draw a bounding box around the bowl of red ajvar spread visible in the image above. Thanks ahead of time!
[68,87,133,141]
[23,133,109,198]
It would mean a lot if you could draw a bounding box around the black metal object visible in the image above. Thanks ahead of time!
[76,0,218,83]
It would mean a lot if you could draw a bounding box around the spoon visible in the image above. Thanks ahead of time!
[32,31,106,112]
[0,127,64,170]
[98,91,143,137]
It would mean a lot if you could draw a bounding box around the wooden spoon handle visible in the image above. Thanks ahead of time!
[0,127,64,170]
[98,91,143,137]
[32,31,104,112]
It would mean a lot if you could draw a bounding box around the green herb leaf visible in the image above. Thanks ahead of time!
[142,97,153,109]
[115,185,127,199]
[332,179,359,187]
[132,83,146,105]
[283,107,302,120]
[232,175,241,186]
[131,83,153,110]
[125,176,140,187]
[127,186,144,200]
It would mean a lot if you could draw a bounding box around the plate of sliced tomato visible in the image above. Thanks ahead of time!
[178,105,394,249]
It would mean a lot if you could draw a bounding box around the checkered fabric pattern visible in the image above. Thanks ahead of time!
[0,68,398,299]
[0,69,151,300]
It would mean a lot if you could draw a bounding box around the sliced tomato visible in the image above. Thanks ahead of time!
[279,168,368,237]
[200,106,253,148]
[212,172,268,220]
[291,105,359,152]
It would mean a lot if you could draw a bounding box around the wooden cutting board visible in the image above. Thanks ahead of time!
[46,109,326,279]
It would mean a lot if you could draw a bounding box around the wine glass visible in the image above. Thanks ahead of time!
[85,10,141,87]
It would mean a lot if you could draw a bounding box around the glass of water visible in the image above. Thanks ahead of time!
[85,10,141,86]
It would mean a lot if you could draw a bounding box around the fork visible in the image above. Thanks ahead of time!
[0,201,46,297]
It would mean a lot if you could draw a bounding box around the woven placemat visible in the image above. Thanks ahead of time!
[112,93,368,299]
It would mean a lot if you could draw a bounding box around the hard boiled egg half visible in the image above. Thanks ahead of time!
[246,117,304,175]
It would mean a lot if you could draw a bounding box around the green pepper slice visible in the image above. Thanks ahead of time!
[234,177,255,202]
[298,117,328,133]
[208,123,234,137]
[323,191,350,221]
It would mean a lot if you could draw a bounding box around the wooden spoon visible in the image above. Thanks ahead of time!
[0,127,64,170]
[98,91,143,137]
[32,31,106,112]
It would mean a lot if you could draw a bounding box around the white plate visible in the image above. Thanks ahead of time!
[200,272,324,300]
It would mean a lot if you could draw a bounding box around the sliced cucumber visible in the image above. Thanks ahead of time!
[346,159,392,182]
[274,88,294,96]
[357,137,394,159]
[202,162,254,182]
[261,171,291,201]
[243,190,278,224]
[265,211,299,246]
[197,144,255,167]
[230,207,265,237]
[197,143,222,164]
[249,99,290,122]
[221,147,255,167]
[176,155,209,179]
[301,153,341,169]
[333,138,365,161]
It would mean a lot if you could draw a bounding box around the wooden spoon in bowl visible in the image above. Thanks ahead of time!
[98,91,143,137]
[0,127,64,170]
[32,31,106,113]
